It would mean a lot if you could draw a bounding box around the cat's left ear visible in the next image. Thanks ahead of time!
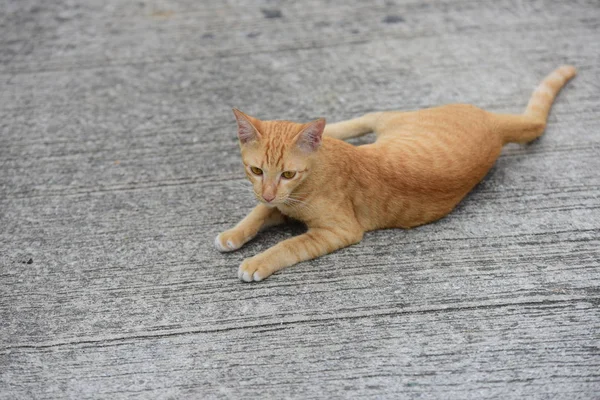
[294,118,326,153]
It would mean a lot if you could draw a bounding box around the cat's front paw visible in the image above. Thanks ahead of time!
[238,258,271,282]
[214,230,245,252]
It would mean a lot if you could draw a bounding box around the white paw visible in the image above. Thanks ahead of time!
[214,234,236,252]
[238,261,266,282]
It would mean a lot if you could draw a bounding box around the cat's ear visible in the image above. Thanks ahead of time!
[294,118,326,153]
[232,108,261,144]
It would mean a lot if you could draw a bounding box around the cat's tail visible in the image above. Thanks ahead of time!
[495,65,577,145]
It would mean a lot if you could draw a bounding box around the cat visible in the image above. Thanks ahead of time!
[215,66,576,282]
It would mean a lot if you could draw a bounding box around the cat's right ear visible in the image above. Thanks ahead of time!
[232,109,261,144]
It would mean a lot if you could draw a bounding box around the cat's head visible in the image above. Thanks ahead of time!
[232,109,325,206]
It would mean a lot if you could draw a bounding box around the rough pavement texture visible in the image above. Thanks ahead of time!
[1,0,599,398]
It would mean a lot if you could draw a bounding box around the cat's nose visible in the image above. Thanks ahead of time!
[263,194,275,203]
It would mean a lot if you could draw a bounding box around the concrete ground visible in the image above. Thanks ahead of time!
[1,0,599,398]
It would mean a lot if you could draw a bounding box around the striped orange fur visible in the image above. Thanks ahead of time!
[216,66,577,282]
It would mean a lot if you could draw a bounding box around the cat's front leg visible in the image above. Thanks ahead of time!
[238,226,364,282]
[215,204,285,252]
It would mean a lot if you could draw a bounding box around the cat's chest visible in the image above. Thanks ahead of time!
[277,204,312,223]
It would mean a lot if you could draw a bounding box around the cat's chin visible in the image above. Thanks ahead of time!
[259,201,279,208]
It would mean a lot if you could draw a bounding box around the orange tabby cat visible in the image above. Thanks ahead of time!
[216,66,576,282]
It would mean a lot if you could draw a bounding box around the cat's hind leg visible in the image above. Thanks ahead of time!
[324,112,384,140]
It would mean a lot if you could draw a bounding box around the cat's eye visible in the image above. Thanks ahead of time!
[281,171,296,179]
[250,166,263,175]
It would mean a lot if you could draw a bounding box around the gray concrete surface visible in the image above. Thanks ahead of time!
[1,0,599,398]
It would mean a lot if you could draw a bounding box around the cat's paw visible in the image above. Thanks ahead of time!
[238,258,271,282]
[214,230,245,252]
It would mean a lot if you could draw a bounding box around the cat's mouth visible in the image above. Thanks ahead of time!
[253,191,282,206]
[260,199,279,207]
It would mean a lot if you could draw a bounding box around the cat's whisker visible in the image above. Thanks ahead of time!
[229,181,254,193]
[230,187,253,194]
[231,181,251,187]
[284,197,316,214]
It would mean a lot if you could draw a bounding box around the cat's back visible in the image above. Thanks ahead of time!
[319,105,507,229]
[348,105,504,228]
[372,104,503,185]
[377,104,496,142]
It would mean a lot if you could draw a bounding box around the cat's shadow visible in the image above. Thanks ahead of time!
[241,219,308,255]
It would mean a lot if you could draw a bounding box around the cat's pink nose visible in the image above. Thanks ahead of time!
[263,194,275,203]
